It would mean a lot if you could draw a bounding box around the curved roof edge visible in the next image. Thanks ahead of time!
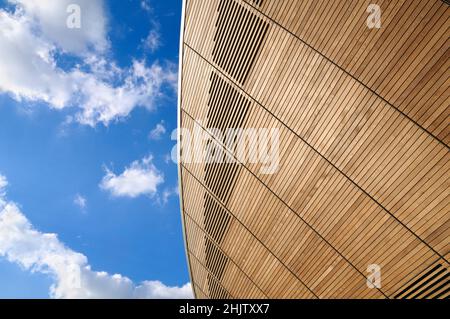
[176,0,196,299]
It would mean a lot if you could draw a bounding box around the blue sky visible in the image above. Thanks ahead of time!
[0,0,191,298]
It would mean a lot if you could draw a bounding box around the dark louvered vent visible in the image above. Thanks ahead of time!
[212,0,269,84]
[204,72,250,204]
[207,72,250,130]
[394,263,450,299]
[252,0,264,6]
[204,192,231,244]
[205,237,229,280]
[204,162,240,204]
[203,193,232,298]
[203,72,251,299]
[207,273,231,299]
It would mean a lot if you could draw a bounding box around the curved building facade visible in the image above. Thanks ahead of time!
[178,0,450,298]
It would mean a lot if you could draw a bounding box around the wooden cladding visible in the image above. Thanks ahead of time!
[212,0,269,84]
[394,262,450,299]
[240,0,450,146]
[180,0,450,299]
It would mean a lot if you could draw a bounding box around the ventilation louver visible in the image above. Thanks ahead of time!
[204,192,231,244]
[204,71,250,204]
[207,273,231,299]
[212,0,269,84]
[202,71,252,298]
[207,72,250,130]
[205,237,229,280]
[394,262,449,299]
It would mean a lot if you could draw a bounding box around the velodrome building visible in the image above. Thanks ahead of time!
[178,0,450,299]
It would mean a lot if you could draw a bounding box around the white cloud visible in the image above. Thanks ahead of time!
[0,2,177,126]
[100,156,164,198]
[149,121,166,140]
[0,10,73,108]
[73,194,87,210]
[8,0,108,54]
[144,29,161,52]
[72,60,177,126]
[0,174,192,299]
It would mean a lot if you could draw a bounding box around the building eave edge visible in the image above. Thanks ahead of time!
[177,0,197,299]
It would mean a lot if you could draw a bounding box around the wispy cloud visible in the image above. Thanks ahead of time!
[100,156,164,198]
[73,194,87,211]
[143,29,161,53]
[149,121,166,140]
[140,0,152,12]
[159,186,179,206]
[0,174,192,299]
